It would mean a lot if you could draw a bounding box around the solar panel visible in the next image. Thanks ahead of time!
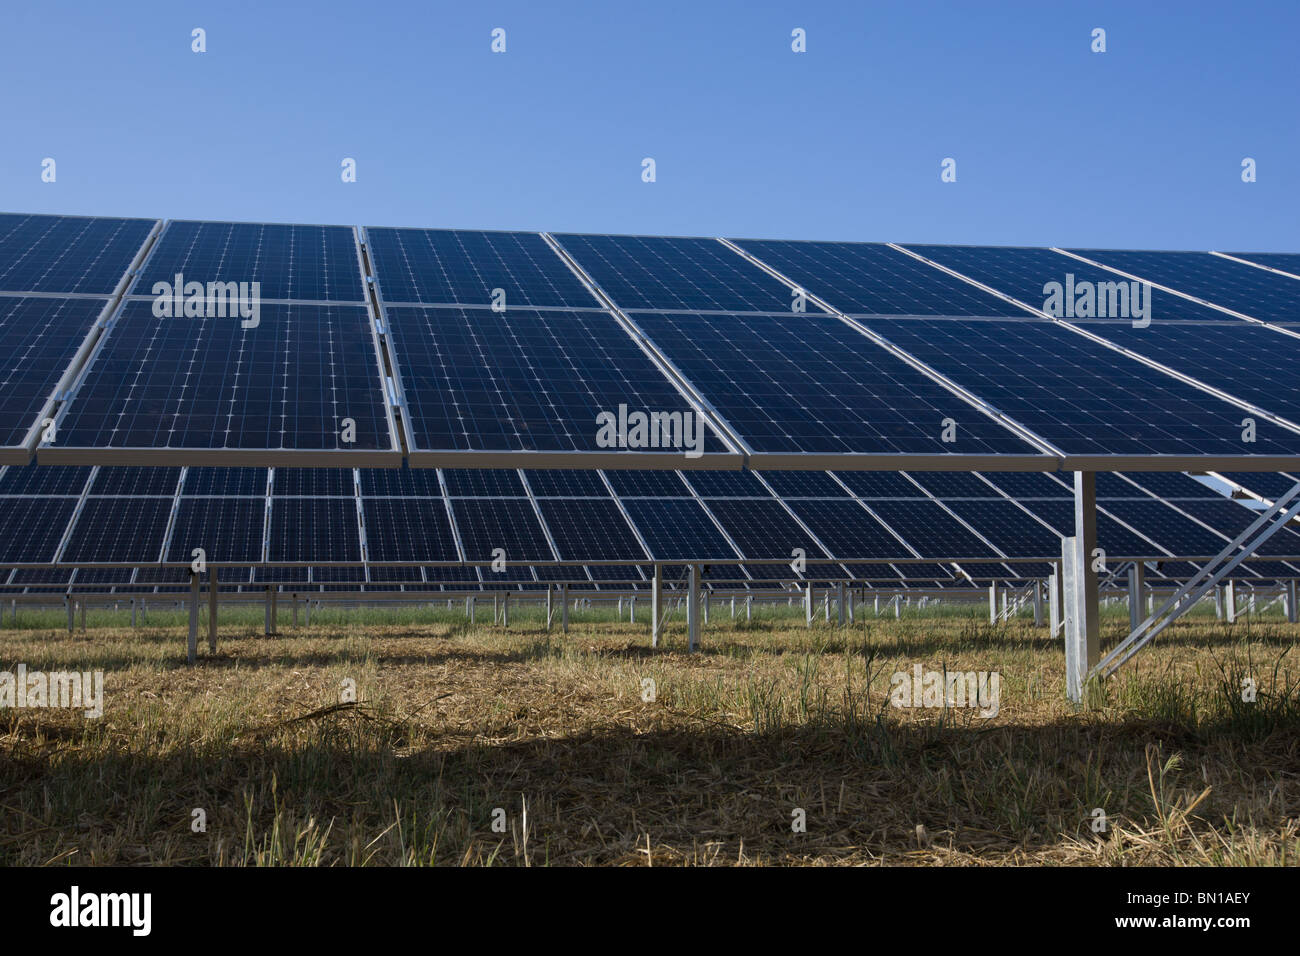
[166,497,266,563]
[0,498,78,562]
[757,470,849,497]
[940,499,1061,557]
[733,239,1028,316]
[0,464,92,496]
[1097,500,1231,556]
[832,471,925,497]
[978,472,1072,498]
[521,469,611,497]
[184,466,268,496]
[784,499,913,561]
[49,301,395,461]
[62,497,172,563]
[273,468,355,497]
[365,228,599,308]
[864,500,1000,558]
[1173,500,1300,555]
[906,471,1000,498]
[442,468,526,497]
[702,499,826,561]
[601,469,690,497]
[358,466,444,497]
[864,317,1300,459]
[679,470,771,497]
[135,220,365,302]
[1217,472,1300,500]
[901,244,1234,321]
[0,296,110,458]
[268,497,362,563]
[449,498,556,562]
[362,498,459,562]
[620,499,740,560]
[629,310,1040,458]
[1226,253,1300,277]
[1064,249,1300,324]
[89,467,183,497]
[383,306,725,461]
[536,499,648,561]
[1018,500,1160,558]
[1108,472,1222,499]
[0,214,155,295]
[555,234,801,312]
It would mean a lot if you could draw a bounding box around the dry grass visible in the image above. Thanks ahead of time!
[1,604,1298,865]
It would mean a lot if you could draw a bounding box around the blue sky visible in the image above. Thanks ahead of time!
[2,0,1295,250]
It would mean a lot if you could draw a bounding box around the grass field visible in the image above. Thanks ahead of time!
[2,602,1298,866]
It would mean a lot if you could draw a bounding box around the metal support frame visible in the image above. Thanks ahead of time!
[546,586,554,631]
[988,581,997,624]
[1063,473,1101,702]
[561,583,569,634]
[1289,581,1298,624]
[1032,580,1043,626]
[687,564,700,652]
[1224,580,1237,624]
[1092,479,1300,686]
[837,581,846,627]
[208,566,217,653]
[1127,563,1146,632]
[804,582,813,627]
[187,572,199,665]
[651,565,662,647]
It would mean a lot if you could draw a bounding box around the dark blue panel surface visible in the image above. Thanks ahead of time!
[167,498,266,562]
[269,497,361,563]
[865,500,1000,558]
[521,469,610,497]
[784,499,912,560]
[450,498,555,562]
[1066,248,1300,324]
[0,297,107,448]
[902,244,1233,321]
[1019,500,1160,557]
[1098,500,1230,556]
[632,311,1038,456]
[538,499,647,561]
[366,228,598,308]
[1113,472,1223,499]
[58,301,390,452]
[90,467,183,497]
[757,471,849,498]
[0,464,92,496]
[866,317,1300,457]
[703,499,826,561]
[734,238,1027,316]
[1174,500,1300,555]
[679,470,771,498]
[979,472,1072,498]
[621,499,740,560]
[442,469,525,497]
[907,471,1000,498]
[1217,472,1300,500]
[0,498,77,562]
[1227,253,1300,277]
[556,234,799,312]
[385,306,719,455]
[274,468,354,497]
[136,220,364,302]
[184,467,268,496]
[363,498,458,561]
[0,214,154,294]
[359,466,444,497]
[833,471,924,497]
[940,500,1061,557]
[602,469,690,498]
[63,497,172,562]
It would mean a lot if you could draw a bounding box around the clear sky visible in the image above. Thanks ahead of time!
[2,0,1296,250]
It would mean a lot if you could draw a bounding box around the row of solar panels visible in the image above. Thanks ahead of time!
[2,463,1297,594]
[2,214,1299,470]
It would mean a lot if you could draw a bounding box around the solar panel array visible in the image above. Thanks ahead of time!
[2,212,1299,589]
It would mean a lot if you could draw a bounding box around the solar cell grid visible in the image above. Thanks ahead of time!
[734,238,1029,316]
[52,301,393,457]
[442,468,526,497]
[359,466,444,497]
[784,498,914,560]
[620,499,740,560]
[1227,253,1300,278]
[362,498,459,562]
[757,470,848,497]
[384,305,724,458]
[0,296,109,452]
[1019,500,1160,558]
[273,468,355,497]
[1098,500,1230,556]
[0,498,78,562]
[679,469,770,497]
[906,471,1000,498]
[62,497,172,563]
[978,472,1072,498]
[167,498,266,562]
[555,234,801,313]
[940,499,1061,557]
[184,466,268,496]
[833,471,925,497]
[602,469,690,498]
[269,497,362,563]
[1217,472,1300,500]
[865,317,1300,458]
[1115,472,1223,499]
[135,220,365,302]
[520,469,610,497]
[537,499,648,561]
[630,310,1040,457]
[450,498,555,562]
[365,228,598,308]
[702,498,826,561]
[0,464,92,496]
[89,466,182,497]
[901,244,1233,322]
[864,500,1000,558]
[0,214,155,295]
[1174,500,1300,555]
[1065,248,1300,324]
